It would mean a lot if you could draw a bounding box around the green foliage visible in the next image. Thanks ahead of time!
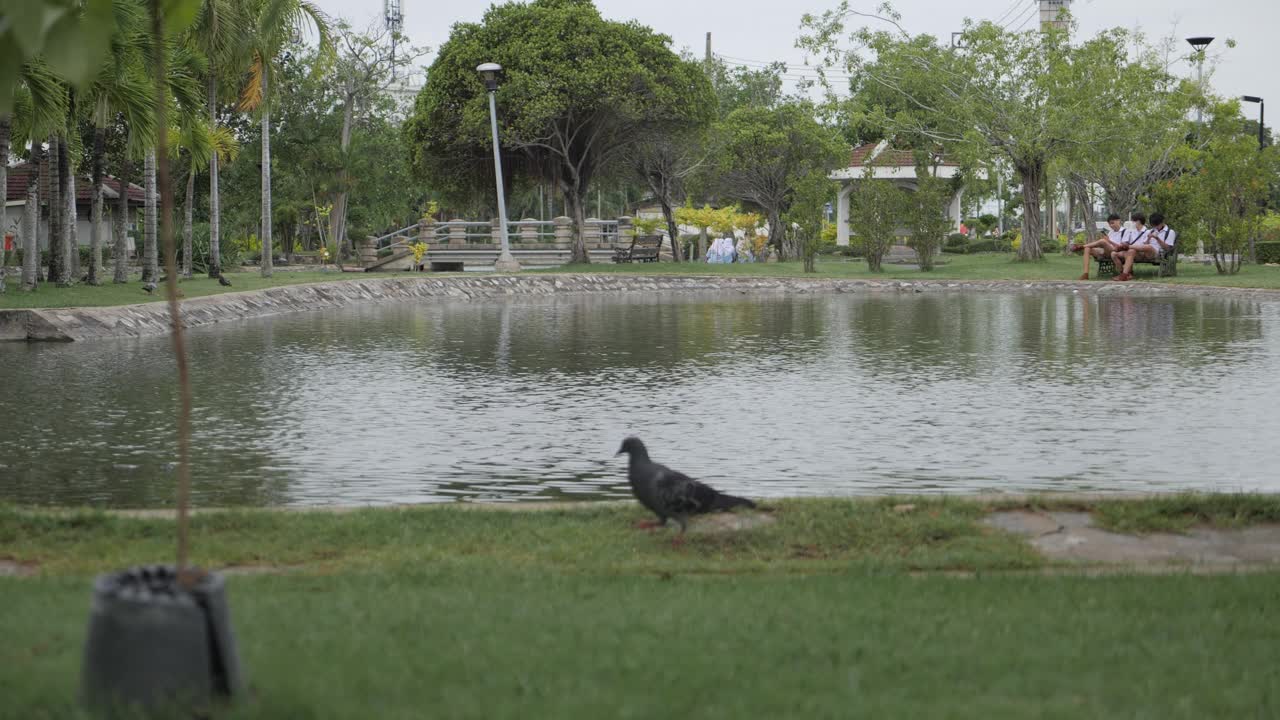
[711,102,848,257]
[405,0,712,260]
[847,172,903,272]
[0,0,119,114]
[1253,241,1280,265]
[903,173,952,271]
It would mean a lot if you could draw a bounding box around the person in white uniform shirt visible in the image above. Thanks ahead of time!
[1115,212,1176,281]
[1109,212,1149,281]
[1073,213,1127,280]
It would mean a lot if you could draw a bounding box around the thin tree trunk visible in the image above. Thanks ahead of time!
[697,227,706,260]
[47,135,63,284]
[183,164,195,278]
[208,75,222,277]
[66,152,79,282]
[660,200,682,262]
[768,209,784,261]
[89,126,105,285]
[143,150,158,282]
[113,159,131,283]
[22,144,42,290]
[260,69,273,278]
[566,182,589,264]
[0,116,8,293]
[1017,160,1045,261]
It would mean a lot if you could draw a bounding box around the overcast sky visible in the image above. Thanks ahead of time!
[311,0,1276,121]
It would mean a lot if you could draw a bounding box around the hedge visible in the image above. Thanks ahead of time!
[1255,241,1280,265]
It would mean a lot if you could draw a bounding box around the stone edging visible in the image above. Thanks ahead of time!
[3,273,1278,341]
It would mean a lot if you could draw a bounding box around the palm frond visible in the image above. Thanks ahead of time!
[238,55,264,111]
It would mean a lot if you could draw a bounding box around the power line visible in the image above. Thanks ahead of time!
[992,0,1025,25]
[1005,2,1037,31]
[714,53,853,79]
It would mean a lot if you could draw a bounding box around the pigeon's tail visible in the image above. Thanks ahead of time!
[712,494,756,511]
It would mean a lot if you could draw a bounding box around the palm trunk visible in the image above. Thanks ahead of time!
[22,144,42,290]
[0,116,8,293]
[113,159,132,283]
[183,165,195,278]
[89,126,105,285]
[208,75,222,277]
[330,92,354,259]
[1017,159,1045,261]
[260,69,273,278]
[143,150,158,282]
[47,135,63,284]
[66,156,79,282]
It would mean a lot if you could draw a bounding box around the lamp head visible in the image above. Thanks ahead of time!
[476,62,503,92]
[1242,95,1263,104]
[1186,36,1214,52]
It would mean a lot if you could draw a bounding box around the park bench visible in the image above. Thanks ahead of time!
[1092,246,1179,279]
[612,235,663,264]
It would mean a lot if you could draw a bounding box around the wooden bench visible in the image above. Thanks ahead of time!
[612,235,663,263]
[1092,247,1179,278]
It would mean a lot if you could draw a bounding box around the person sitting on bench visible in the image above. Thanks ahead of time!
[1113,212,1176,282]
[1073,213,1126,280]
[1109,213,1149,281]
[1116,210,1172,280]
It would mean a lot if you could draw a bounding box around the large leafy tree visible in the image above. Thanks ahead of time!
[802,4,1126,260]
[711,102,847,259]
[405,0,708,263]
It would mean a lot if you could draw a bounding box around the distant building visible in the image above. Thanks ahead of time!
[828,141,974,247]
[4,162,144,253]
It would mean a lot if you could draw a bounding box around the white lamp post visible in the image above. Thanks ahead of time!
[477,62,521,272]
[1186,36,1214,127]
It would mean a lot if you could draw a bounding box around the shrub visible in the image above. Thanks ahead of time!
[1254,241,1280,265]
[377,248,394,259]
[966,239,1004,253]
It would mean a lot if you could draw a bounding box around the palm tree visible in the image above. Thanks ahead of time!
[240,0,331,278]
[82,0,153,285]
[172,122,237,277]
[8,63,67,291]
[188,0,251,279]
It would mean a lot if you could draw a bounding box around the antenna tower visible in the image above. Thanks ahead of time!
[385,0,403,80]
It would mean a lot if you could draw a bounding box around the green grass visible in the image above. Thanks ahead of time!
[543,252,1280,288]
[0,270,357,309]
[4,497,1280,718]
[5,254,1280,310]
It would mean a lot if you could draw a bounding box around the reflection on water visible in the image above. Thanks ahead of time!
[0,290,1273,507]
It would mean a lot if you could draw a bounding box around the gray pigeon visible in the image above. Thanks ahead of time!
[615,437,755,542]
[142,281,157,295]
[217,273,232,287]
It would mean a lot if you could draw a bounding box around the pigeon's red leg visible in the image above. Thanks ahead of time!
[671,534,686,548]
[633,519,662,531]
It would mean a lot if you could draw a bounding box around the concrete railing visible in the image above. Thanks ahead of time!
[361,216,634,268]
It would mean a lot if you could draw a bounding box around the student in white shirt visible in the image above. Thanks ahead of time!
[1073,213,1127,280]
[1110,213,1149,281]
[1115,212,1176,281]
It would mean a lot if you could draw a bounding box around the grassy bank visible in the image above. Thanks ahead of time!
[3,496,1280,718]
[0,270,354,310]
[5,254,1280,310]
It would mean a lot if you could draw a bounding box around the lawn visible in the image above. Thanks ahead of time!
[0,269,357,310]
[3,496,1280,718]
[4,254,1280,310]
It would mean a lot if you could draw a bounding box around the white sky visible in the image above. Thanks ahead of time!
[311,0,1278,120]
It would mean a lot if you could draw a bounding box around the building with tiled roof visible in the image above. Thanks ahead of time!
[4,162,143,253]
[828,141,980,248]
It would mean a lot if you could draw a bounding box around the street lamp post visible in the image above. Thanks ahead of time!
[476,62,521,273]
[1242,95,1266,150]
[1186,36,1214,127]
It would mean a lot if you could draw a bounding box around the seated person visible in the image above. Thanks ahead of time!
[1114,212,1176,281]
[1110,213,1150,281]
[1073,213,1126,280]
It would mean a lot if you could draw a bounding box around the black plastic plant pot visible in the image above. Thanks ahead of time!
[81,565,244,715]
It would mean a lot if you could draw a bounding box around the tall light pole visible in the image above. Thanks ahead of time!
[1186,36,1214,127]
[1242,95,1266,150]
[477,62,521,273]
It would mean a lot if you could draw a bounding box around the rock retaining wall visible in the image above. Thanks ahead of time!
[2,274,1278,341]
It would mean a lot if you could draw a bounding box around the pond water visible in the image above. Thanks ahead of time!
[1,290,1276,508]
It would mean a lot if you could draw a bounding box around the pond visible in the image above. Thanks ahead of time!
[0,290,1275,508]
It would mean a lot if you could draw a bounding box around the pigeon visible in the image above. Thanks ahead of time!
[615,437,755,543]
[142,281,157,295]
[217,273,232,287]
